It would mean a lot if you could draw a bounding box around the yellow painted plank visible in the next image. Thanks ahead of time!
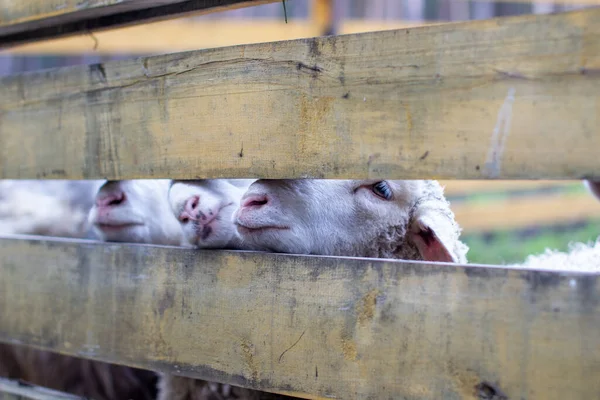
[453,191,600,233]
[440,180,574,196]
[0,0,279,46]
[339,19,445,34]
[1,9,600,180]
[0,237,599,399]
[2,20,323,54]
[2,20,441,55]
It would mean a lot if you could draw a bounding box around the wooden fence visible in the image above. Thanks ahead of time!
[1,1,599,399]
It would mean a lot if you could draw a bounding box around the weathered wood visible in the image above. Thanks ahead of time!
[0,378,83,400]
[1,9,599,180]
[0,236,599,399]
[0,0,278,48]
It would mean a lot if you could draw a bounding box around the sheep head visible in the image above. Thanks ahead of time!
[88,179,185,246]
[584,180,600,202]
[169,179,254,249]
[0,180,102,239]
[234,179,468,263]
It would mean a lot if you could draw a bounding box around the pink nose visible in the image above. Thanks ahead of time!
[179,195,200,222]
[241,194,269,210]
[96,191,125,208]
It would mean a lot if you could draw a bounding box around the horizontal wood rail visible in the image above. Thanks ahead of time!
[453,190,600,233]
[0,0,279,48]
[440,180,575,196]
[4,20,440,55]
[0,236,599,400]
[1,9,599,181]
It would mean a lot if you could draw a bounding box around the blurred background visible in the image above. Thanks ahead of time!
[1,0,599,265]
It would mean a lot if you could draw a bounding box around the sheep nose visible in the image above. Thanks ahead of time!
[241,194,269,209]
[179,195,200,222]
[96,191,125,208]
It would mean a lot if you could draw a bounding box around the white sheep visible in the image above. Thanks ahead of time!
[0,180,103,238]
[507,179,600,271]
[160,179,468,400]
[0,179,158,400]
[234,179,468,263]
[168,179,255,248]
[88,179,186,246]
[509,239,600,271]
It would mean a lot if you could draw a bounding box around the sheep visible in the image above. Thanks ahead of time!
[168,179,255,249]
[508,239,600,271]
[0,180,103,238]
[506,179,600,271]
[88,179,186,246]
[159,179,468,400]
[234,179,469,263]
[0,179,160,400]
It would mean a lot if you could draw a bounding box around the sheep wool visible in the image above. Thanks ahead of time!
[510,238,600,272]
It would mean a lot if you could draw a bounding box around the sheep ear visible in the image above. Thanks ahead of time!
[409,213,457,263]
[584,180,600,202]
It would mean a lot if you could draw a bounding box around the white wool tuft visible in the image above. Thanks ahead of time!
[510,238,600,272]
[0,180,102,238]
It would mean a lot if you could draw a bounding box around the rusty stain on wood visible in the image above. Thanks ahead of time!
[0,236,599,399]
[356,289,378,326]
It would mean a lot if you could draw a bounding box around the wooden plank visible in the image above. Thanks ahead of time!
[0,0,279,48]
[0,236,599,400]
[338,19,444,34]
[2,20,323,54]
[1,9,600,180]
[2,20,440,55]
[440,180,574,196]
[0,378,83,400]
[453,191,600,233]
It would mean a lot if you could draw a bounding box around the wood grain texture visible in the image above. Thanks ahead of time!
[0,0,278,47]
[1,9,600,180]
[0,377,84,400]
[0,236,599,400]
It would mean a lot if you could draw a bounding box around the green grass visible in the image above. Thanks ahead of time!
[463,219,600,265]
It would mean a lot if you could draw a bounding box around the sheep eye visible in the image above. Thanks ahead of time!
[372,181,393,200]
